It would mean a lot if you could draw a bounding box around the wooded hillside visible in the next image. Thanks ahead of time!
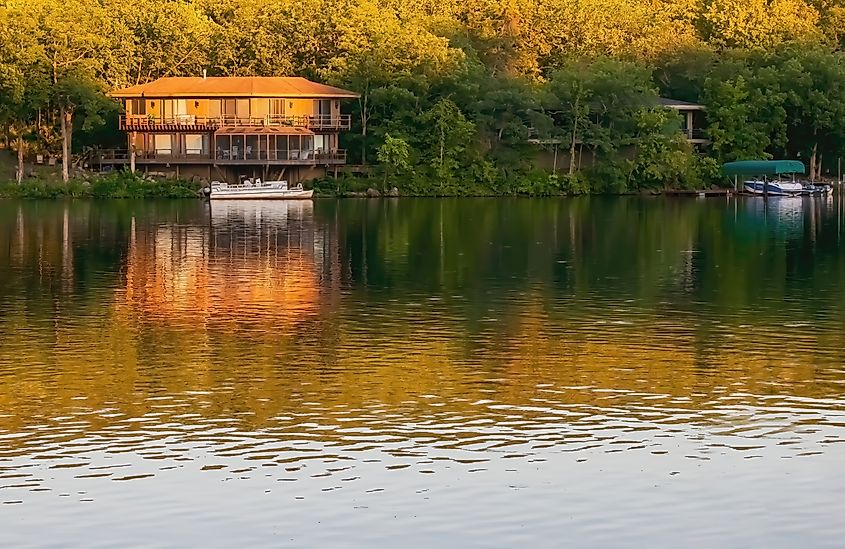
[2,0,845,193]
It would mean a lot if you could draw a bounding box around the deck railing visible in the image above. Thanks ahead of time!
[683,128,708,140]
[94,148,348,164]
[120,114,352,131]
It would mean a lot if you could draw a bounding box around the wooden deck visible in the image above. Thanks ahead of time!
[91,149,347,166]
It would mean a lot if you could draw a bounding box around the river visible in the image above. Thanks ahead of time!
[1,197,844,547]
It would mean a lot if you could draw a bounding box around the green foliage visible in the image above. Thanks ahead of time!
[377,135,412,172]
[509,172,590,196]
[3,0,845,195]
[88,171,201,198]
[0,171,200,199]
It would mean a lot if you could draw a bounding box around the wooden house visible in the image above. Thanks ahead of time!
[104,76,359,183]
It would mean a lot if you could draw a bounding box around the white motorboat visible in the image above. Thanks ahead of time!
[743,179,805,196]
[723,160,812,197]
[801,182,834,196]
[207,179,313,200]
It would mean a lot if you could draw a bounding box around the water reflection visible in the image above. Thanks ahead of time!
[740,195,835,239]
[1,197,845,546]
[120,201,322,328]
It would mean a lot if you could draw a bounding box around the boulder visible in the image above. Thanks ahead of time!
[366,187,381,198]
[387,186,400,197]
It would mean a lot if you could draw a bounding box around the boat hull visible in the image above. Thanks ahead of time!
[208,181,313,200]
[802,183,833,195]
[210,188,313,200]
[743,180,804,196]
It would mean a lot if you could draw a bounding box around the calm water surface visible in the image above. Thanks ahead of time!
[1,197,844,547]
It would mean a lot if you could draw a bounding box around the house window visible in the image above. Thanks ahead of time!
[245,135,259,159]
[314,134,327,152]
[185,134,205,155]
[236,99,250,122]
[270,99,286,116]
[275,135,289,160]
[289,135,301,159]
[222,99,237,123]
[231,135,245,159]
[314,99,331,115]
[130,99,146,116]
[215,135,231,160]
[154,134,172,155]
[209,100,221,119]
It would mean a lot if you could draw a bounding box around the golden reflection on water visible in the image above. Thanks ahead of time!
[1,198,845,545]
[119,201,321,329]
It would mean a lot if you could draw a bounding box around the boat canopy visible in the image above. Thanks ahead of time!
[721,160,806,176]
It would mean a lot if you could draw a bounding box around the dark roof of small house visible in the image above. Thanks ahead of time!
[657,97,705,110]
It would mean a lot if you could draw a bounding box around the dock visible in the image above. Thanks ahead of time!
[663,189,733,197]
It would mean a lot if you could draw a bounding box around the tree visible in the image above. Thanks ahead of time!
[0,67,49,184]
[699,0,821,49]
[626,108,706,190]
[547,57,656,174]
[108,0,214,84]
[0,6,49,184]
[420,98,476,187]
[377,134,412,188]
[15,0,120,182]
[325,0,459,164]
[775,46,845,179]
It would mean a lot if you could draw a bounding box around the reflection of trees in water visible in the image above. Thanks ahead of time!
[330,198,845,314]
[0,198,845,436]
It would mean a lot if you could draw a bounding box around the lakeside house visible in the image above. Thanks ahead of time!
[657,98,708,146]
[528,96,708,171]
[103,76,359,184]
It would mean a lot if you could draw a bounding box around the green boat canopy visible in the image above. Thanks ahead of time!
[721,160,806,176]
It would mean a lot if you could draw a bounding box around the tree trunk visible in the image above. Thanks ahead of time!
[359,93,368,165]
[439,126,445,167]
[568,115,578,175]
[60,106,72,183]
[361,121,367,165]
[810,141,818,182]
[16,136,24,185]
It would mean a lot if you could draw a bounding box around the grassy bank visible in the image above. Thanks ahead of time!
[1,168,726,200]
[0,172,203,199]
[310,169,726,198]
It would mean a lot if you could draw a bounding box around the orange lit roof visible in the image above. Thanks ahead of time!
[110,77,360,99]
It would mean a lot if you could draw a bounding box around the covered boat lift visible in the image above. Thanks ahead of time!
[722,160,806,196]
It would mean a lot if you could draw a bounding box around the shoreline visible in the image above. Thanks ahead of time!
[4,175,838,200]
[0,176,736,200]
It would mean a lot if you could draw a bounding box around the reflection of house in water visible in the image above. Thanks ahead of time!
[122,201,335,328]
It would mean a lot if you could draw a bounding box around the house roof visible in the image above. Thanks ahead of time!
[110,77,360,99]
[657,97,705,110]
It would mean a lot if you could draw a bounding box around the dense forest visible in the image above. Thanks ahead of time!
[3,0,845,194]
